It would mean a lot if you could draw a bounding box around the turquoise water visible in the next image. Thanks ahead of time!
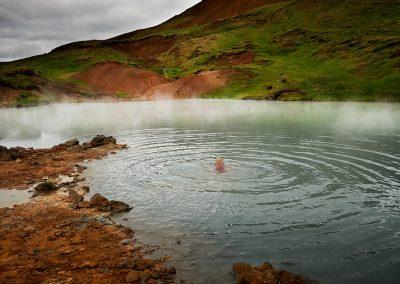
[1,100,399,283]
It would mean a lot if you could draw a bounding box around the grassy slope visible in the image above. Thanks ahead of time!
[157,0,400,101]
[1,0,399,105]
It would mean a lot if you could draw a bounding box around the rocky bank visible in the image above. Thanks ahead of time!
[0,136,176,283]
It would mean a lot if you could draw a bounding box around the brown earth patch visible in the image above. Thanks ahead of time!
[0,201,174,284]
[111,36,176,59]
[216,50,255,65]
[173,0,287,27]
[0,86,19,107]
[75,62,168,98]
[0,136,126,189]
[0,136,176,283]
[144,70,235,99]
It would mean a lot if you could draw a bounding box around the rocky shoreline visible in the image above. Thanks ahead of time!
[0,136,176,283]
[0,136,317,284]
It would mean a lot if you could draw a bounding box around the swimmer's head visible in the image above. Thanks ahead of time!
[215,157,225,172]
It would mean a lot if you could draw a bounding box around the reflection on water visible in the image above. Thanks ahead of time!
[1,100,400,283]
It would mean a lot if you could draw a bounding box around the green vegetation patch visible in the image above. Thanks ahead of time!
[14,92,41,108]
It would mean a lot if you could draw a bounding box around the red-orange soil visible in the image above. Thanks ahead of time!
[0,201,175,283]
[77,62,234,100]
[0,137,176,283]
[144,70,235,99]
[0,86,19,107]
[76,62,168,98]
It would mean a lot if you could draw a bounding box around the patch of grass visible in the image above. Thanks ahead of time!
[116,92,129,99]
[0,67,42,90]
[33,48,129,81]
[163,67,184,79]
[201,0,400,101]
[14,92,41,108]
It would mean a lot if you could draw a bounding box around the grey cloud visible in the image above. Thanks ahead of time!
[0,0,200,62]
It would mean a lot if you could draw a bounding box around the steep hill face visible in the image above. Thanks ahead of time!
[0,0,399,107]
[168,0,286,27]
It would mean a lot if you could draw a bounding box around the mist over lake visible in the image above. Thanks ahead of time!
[1,100,399,283]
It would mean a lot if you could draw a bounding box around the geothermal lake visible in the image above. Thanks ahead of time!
[1,100,399,283]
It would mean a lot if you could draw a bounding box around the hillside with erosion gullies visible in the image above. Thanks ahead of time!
[0,0,399,107]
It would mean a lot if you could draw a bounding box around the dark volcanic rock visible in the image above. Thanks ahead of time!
[0,145,9,161]
[89,135,117,148]
[64,139,80,147]
[233,262,318,284]
[110,200,132,213]
[90,193,110,211]
[81,186,90,193]
[10,147,30,159]
[134,259,154,270]
[34,181,58,194]
[82,142,92,150]
[53,139,80,150]
[0,146,31,161]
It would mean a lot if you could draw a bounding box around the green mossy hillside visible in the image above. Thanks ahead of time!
[0,0,399,104]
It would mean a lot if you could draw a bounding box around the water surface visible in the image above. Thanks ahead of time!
[1,100,399,283]
[0,190,31,207]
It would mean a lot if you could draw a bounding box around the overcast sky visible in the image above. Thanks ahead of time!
[0,0,200,62]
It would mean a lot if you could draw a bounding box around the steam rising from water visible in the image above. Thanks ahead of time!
[0,100,399,147]
[1,100,399,283]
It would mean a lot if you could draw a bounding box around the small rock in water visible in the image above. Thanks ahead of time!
[90,193,110,211]
[68,189,84,204]
[110,200,132,213]
[168,267,177,275]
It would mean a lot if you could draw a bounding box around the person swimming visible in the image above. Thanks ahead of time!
[215,157,225,173]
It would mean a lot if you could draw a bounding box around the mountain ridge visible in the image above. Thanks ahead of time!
[0,0,399,107]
